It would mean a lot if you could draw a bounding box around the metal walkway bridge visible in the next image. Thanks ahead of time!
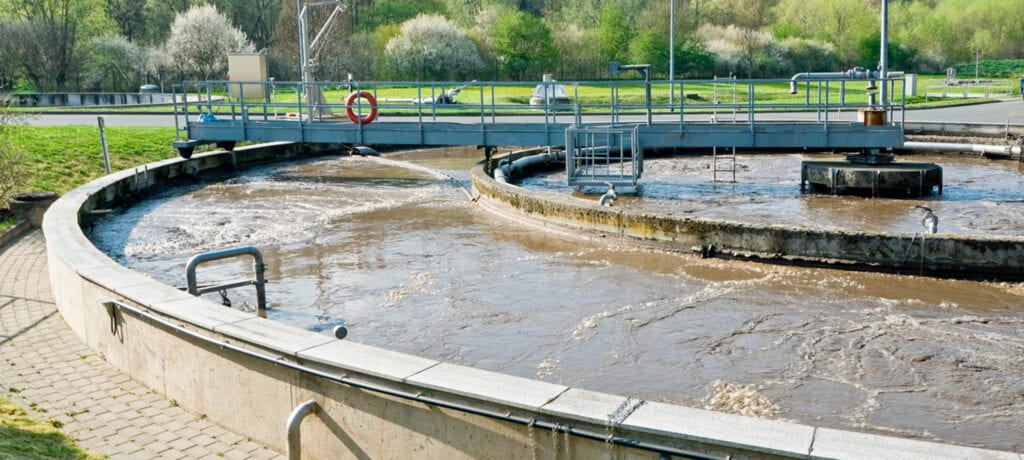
[173,77,905,154]
[173,78,905,187]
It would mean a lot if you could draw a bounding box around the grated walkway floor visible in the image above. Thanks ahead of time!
[0,230,282,459]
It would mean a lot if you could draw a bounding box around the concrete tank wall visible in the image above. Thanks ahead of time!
[471,166,1024,280]
[42,143,1017,459]
[2,92,173,107]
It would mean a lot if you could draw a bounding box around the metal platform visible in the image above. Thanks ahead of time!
[173,78,906,157]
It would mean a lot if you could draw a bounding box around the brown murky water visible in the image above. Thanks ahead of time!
[524,152,1024,236]
[90,148,1024,452]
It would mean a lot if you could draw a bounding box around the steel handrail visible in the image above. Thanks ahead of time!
[101,299,721,460]
[185,246,267,318]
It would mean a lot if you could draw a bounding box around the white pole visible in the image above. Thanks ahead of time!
[880,0,888,109]
[669,0,675,108]
[97,116,111,174]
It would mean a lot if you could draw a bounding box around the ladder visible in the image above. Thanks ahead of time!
[712,146,736,183]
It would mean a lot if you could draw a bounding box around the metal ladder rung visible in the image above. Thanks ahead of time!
[712,146,737,183]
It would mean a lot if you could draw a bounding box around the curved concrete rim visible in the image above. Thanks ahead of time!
[472,158,1024,281]
[42,142,1018,458]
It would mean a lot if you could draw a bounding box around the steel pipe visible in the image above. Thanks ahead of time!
[901,141,1022,156]
[287,400,318,460]
[496,150,565,183]
[789,69,905,94]
[185,246,267,317]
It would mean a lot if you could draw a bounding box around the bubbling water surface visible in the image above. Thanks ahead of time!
[90,148,1024,452]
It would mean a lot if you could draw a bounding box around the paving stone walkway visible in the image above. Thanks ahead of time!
[0,230,282,459]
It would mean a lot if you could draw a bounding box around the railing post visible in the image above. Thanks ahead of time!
[287,400,318,460]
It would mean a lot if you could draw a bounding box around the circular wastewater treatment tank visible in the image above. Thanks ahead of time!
[89,147,1024,452]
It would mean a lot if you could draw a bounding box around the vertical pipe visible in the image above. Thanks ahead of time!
[97,116,111,174]
[669,0,675,109]
[298,2,313,118]
[645,67,652,126]
[880,0,889,111]
[287,400,318,460]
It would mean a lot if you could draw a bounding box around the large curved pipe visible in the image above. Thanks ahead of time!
[495,150,565,184]
[789,68,905,94]
[902,141,1022,156]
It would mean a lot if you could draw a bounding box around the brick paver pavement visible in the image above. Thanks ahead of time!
[0,230,283,459]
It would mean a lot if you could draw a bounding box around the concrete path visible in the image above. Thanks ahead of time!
[0,230,282,459]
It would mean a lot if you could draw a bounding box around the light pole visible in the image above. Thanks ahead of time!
[879,0,888,109]
[669,0,675,108]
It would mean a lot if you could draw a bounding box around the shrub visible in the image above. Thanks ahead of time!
[0,102,26,207]
[163,5,254,81]
[385,14,483,81]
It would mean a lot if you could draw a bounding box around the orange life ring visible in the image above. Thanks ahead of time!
[345,91,378,124]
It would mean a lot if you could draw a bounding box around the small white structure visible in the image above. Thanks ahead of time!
[227,52,268,100]
[530,74,570,106]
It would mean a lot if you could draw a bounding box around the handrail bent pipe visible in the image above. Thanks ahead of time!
[185,246,267,318]
[287,400,318,460]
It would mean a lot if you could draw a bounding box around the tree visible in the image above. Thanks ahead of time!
[2,0,108,91]
[779,37,838,75]
[548,0,647,29]
[700,0,778,30]
[385,14,483,81]
[922,0,1024,63]
[209,0,283,51]
[675,37,715,78]
[773,0,875,65]
[163,4,255,81]
[106,0,147,41]
[629,29,670,76]
[142,0,193,44]
[490,8,555,80]
[594,3,631,63]
[360,0,444,32]
[856,36,917,72]
[82,35,157,91]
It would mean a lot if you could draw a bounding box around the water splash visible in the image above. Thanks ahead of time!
[704,380,780,418]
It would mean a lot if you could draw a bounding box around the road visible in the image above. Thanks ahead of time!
[22,98,1024,127]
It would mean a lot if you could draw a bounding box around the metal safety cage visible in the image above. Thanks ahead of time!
[565,126,643,187]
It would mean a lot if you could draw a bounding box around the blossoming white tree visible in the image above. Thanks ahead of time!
[386,14,483,81]
[164,5,254,81]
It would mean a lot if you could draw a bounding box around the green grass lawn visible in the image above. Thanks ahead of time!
[8,125,177,194]
[0,214,15,233]
[0,393,103,459]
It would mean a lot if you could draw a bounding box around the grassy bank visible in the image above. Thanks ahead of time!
[0,213,14,233]
[0,393,102,459]
[9,125,177,194]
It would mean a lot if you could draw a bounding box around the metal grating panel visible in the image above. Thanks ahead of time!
[565,126,643,187]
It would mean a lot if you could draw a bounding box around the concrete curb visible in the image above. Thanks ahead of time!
[0,219,29,249]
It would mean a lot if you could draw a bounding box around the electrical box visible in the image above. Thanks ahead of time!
[904,74,918,97]
[227,52,268,100]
